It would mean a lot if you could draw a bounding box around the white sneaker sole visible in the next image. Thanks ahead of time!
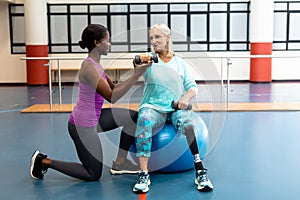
[195,179,213,192]
[30,150,40,179]
[110,169,139,175]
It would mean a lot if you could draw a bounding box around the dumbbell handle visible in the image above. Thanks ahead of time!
[171,101,192,110]
[135,54,158,64]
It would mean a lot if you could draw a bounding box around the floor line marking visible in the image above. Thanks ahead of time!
[138,193,147,200]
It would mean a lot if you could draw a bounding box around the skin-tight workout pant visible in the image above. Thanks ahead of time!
[49,108,137,181]
[135,107,199,158]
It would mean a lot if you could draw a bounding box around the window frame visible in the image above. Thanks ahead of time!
[9,2,252,54]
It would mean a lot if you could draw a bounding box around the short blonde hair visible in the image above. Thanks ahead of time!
[150,24,174,57]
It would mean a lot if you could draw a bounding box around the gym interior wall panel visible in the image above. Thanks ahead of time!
[229,44,247,51]
[230,2,248,11]
[110,45,129,52]
[288,43,300,50]
[289,13,300,41]
[130,14,148,43]
[9,4,23,13]
[51,46,69,53]
[170,15,187,42]
[110,4,128,13]
[170,4,188,12]
[150,4,168,12]
[290,2,300,10]
[273,12,287,41]
[110,15,127,43]
[274,2,287,10]
[209,13,227,42]
[10,5,25,54]
[190,14,207,42]
[12,46,26,54]
[91,16,107,27]
[222,57,250,81]
[230,13,247,42]
[10,9,25,44]
[90,5,108,13]
[272,43,286,51]
[11,16,25,43]
[190,3,207,12]
[173,44,188,52]
[70,15,88,43]
[50,15,68,43]
[70,4,88,12]
[129,4,147,12]
[150,14,168,27]
[49,4,67,13]
[72,45,86,53]
[209,43,227,51]
[209,3,227,11]
[130,45,148,52]
[272,51,300,80]
[190,43,207,51]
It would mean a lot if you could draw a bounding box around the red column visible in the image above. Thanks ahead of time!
[24,0,48,85]
[25,45,49,85]
[249,0,274,82]
[250,43,272,82]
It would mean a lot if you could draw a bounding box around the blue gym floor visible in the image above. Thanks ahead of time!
[1,82,300,200]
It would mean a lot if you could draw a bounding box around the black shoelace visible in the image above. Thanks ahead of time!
[198,170,208,182]
[137,173,148,184]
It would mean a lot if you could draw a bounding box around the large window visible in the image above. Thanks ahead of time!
[10,2,252,54]
[9,4,25,54]
[273,1,300,50]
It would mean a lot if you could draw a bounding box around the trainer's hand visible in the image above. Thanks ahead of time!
[133,59,152,77]
[138,53,152,64]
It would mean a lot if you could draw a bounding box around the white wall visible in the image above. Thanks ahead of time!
[1,1,300,84]
[0,2,26,83]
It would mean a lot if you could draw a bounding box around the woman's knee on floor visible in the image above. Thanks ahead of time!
[85,167,102,181]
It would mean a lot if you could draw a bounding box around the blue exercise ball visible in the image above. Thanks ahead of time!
[130,112,209,173]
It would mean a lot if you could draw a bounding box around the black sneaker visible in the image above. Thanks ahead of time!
[30,150,48,179]
[195,169,213,192]
[133,171,151,193]
[110,159,139,175]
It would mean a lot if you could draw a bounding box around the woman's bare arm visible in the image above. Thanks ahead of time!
[79,60,151,103]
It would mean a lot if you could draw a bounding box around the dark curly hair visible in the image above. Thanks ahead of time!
[78,24,108,52]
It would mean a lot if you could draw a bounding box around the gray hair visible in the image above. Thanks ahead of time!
[150,24,174,57]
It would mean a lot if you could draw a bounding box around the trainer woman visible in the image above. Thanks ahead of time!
[30,24,152,181]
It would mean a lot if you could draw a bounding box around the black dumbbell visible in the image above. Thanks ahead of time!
[171,100,192,110]
[135,54,158,64]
